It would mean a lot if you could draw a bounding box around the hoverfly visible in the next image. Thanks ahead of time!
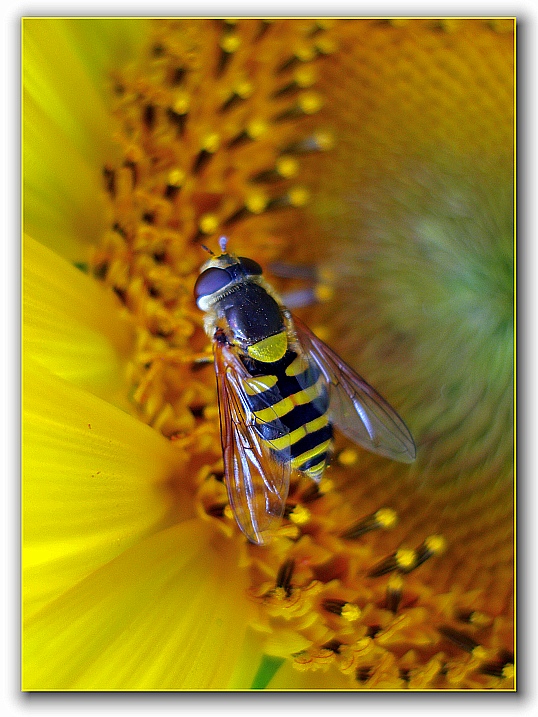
[194,237,416,545]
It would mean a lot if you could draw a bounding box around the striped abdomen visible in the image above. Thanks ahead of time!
[242,351,333,481]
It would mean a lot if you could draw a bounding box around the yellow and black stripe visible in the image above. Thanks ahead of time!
[242,351,333,480]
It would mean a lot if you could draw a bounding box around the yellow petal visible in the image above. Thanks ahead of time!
[227,627,268,689]
[22,18,146,259]
[23,234,133,403]
[23,520,252,690]
[23,357,188,618]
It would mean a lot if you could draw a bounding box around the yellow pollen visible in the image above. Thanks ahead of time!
[315,37,338,55]
[375,507,398,529]
[314,283,334,302]
[471,645,488,661]
[395,548,417,570]
[312,130,334,151]
[246,191,268,213]
[220,33,241,53]
[234,79,253,98]
[315,19,337,30]
[223,505,234,521]
[246,119,268,139]
[272,587,288,602]
[341,603,361,622]
[424,534,447,555]
[288,504,311,525]
[168,168,185,186]
[294,44,317,62]
[293,66,316,88]
[298,91,323,115]
[318,266,336,284]
[502,664,515,679]
[467,611,491,628]
[275,155,299,178]
[438,19,461,33]
[387,573,404,592]
[172,91,190,114]
[489,19,517,32]
[202,133,220,153]
[203,405,219,421]
[337,447,358,466]
[317,477,334,494]
[288,186,309,207]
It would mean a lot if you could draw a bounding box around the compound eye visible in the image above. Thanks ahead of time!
[194,267,231,303]
[238,257,263,276]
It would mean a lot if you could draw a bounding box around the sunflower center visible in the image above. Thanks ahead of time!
[89,19,513,689]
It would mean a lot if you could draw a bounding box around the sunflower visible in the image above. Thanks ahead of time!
[22,17,514,690]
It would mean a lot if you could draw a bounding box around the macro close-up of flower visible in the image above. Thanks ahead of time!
[22,17,515,691]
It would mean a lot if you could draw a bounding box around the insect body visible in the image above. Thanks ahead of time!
[194,238,416,545]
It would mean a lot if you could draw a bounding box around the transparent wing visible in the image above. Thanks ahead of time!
[292,316,416,463]
[214,340,291,544]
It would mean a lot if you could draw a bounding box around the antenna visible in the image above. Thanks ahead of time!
[200,244,214,256]
[219,236,229,254]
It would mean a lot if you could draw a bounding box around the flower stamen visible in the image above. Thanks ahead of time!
[341,507,398,540]
[385,574,404,613]
[368,535,446,577]
[275,559,295,598]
